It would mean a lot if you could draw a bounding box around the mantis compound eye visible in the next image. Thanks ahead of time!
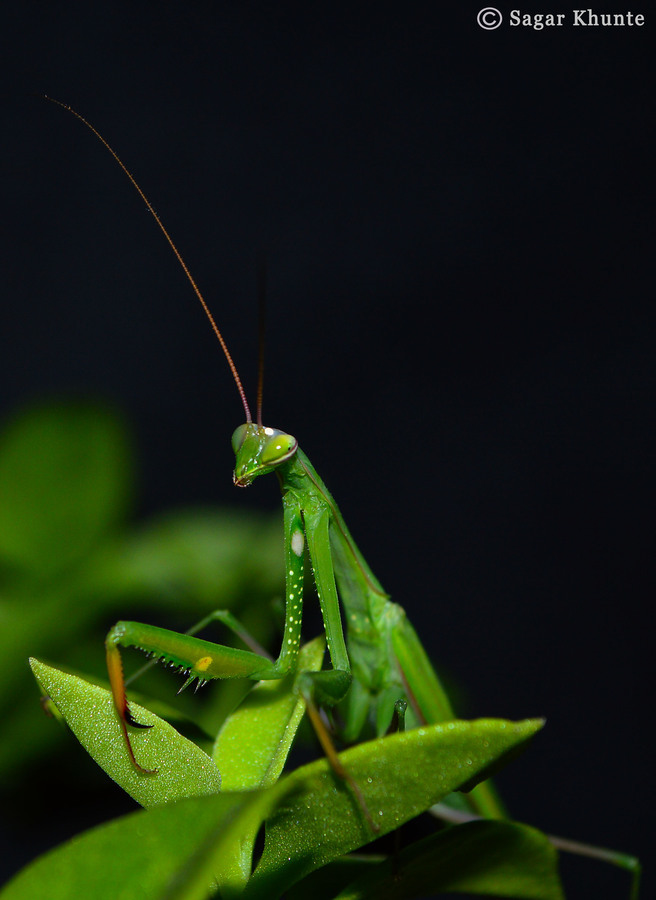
[231,423,249,454]
[260,429,297,466]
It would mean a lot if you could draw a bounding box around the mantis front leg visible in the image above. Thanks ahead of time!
[105,622,281,773]
[298,504,352,707]
[292,503,378,829]
[105,497,311,773]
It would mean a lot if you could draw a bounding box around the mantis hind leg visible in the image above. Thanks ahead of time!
[303,695,379,834]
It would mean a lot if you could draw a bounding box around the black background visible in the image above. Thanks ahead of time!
[1,3,652,896]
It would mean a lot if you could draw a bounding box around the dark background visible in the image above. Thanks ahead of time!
[1,3,652,897]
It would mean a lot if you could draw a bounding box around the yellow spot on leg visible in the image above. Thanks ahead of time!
[195,656,213,673]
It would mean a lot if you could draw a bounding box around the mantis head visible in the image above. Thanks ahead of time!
[232,423,298,487]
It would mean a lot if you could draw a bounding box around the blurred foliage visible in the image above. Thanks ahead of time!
[0,399,284,783]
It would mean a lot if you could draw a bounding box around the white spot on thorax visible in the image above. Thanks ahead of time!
[291,530,304,557]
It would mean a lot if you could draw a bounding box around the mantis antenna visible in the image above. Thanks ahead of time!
[44,96,252,424]
[256,257,267,427]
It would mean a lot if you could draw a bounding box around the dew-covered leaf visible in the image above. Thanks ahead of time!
[29,658,221,806]
[246,718,544,898]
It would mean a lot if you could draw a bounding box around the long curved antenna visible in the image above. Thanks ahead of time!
[256,256,267,427]
[45,96,252,423]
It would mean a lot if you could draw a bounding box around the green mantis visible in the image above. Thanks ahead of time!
[31,101,640,900]
[46,98,499,819]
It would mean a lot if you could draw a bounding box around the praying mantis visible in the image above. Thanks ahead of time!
[45,97,500,820]
[30,101,640,899]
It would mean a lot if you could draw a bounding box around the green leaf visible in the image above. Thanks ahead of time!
[246,718,545,898]
[214,636,325,790]
[0,402,131,576]
[2,716,544,900]
[0,789,279,900]
[331,820,564,899]
[210,637,326,884]
[29,658,221,806]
